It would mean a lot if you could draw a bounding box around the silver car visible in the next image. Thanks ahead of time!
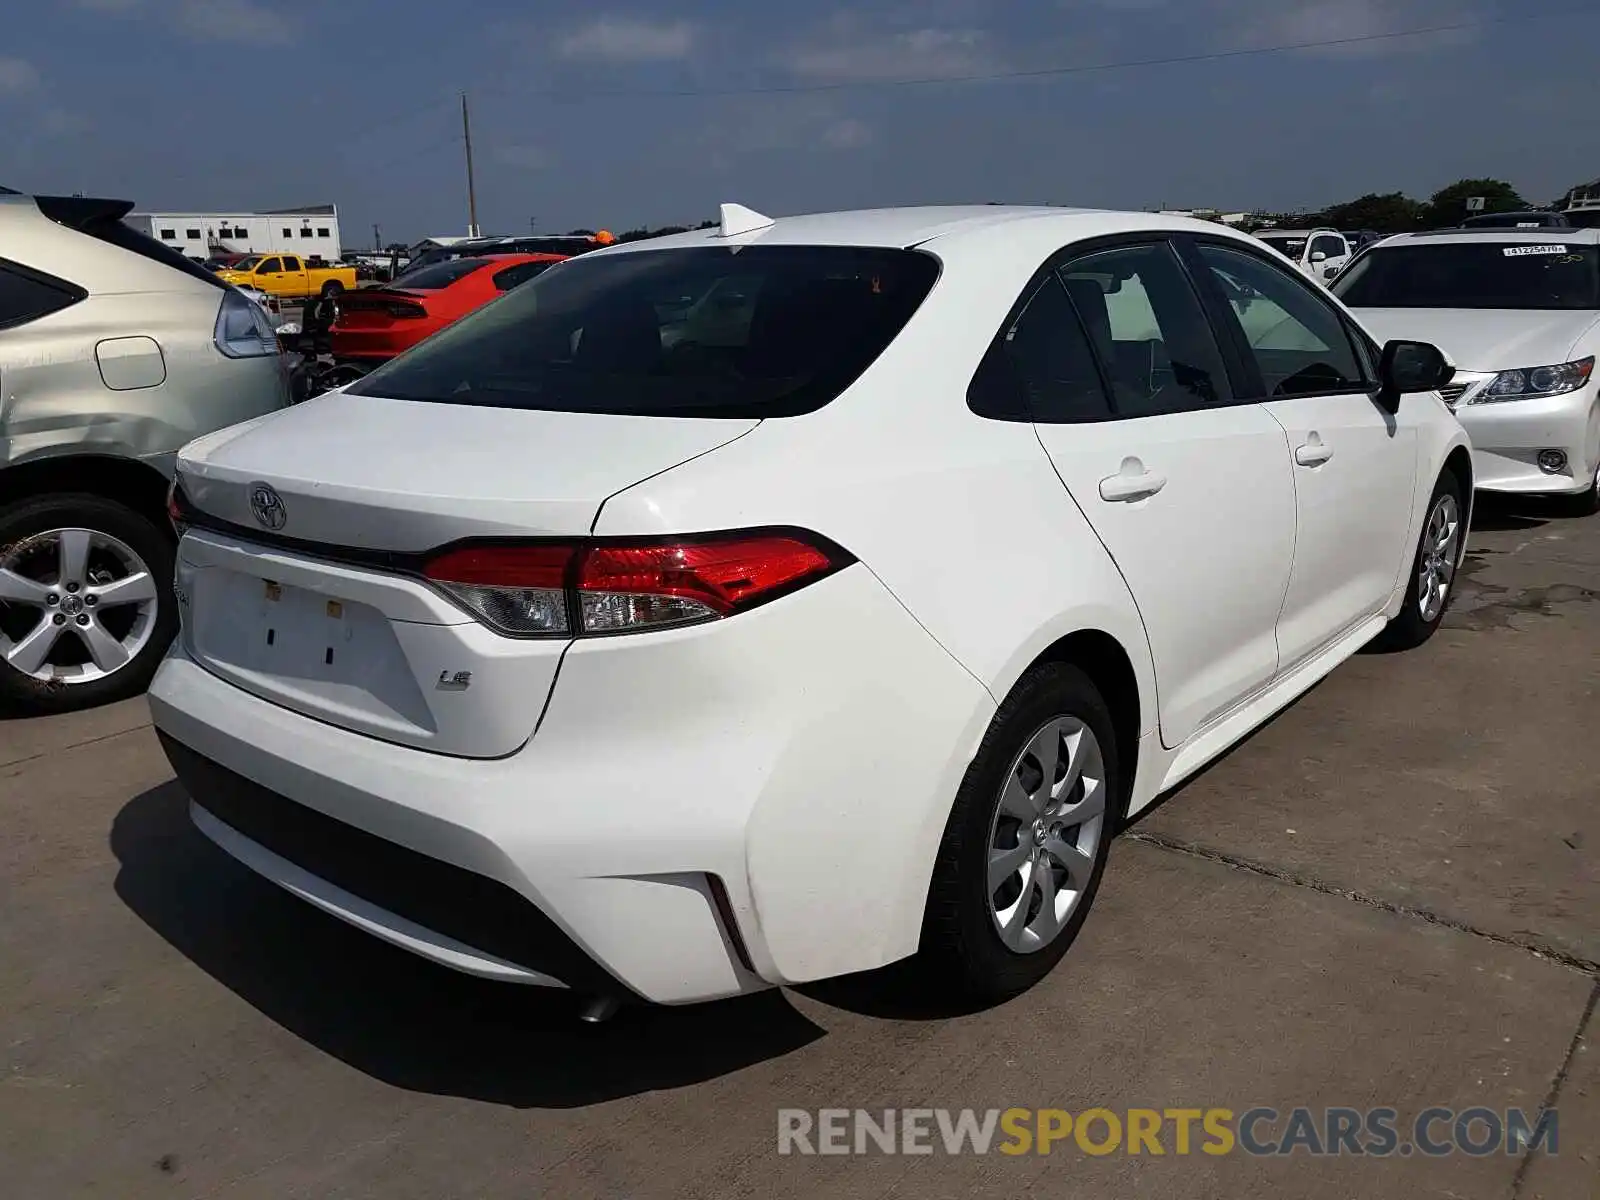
[0,189,288,714]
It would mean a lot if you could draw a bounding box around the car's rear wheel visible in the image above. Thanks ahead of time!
[320,280,344,298]
[0,494,177,715]
[919,662,1119,1003]
[1372,470,1465,652]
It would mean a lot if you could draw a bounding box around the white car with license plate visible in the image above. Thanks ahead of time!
[149,204,1470,1013]
[1333,228,1600,514]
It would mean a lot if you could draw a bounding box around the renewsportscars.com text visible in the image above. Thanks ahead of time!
[777,1106,1557,1158]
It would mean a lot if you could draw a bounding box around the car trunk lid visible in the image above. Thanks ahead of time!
[173,392,759,756]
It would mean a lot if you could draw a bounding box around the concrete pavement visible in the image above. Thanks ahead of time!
[2,496,1596,1199]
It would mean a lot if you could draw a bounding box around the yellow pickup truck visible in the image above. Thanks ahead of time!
[215,253,358,300]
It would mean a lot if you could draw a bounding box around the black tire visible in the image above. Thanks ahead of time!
[918,662,1121,1004]
[320,280,344,298]
[1554,476,1600,518]
[0,494,177,716]
[1372,469,1466,652]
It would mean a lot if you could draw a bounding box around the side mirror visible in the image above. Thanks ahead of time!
[1310,250,1328,264]
[1377,340,1454,413]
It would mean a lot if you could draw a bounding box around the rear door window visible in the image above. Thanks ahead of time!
[1057,242,1231,417]
[491,260,558,291]
[348,245,940,417]
[390,259,492,291]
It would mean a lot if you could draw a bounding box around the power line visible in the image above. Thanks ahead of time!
[474,6,1591,103]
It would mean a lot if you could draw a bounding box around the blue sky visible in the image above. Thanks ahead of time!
[2,0,1598,245]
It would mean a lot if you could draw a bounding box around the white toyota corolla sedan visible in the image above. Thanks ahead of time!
[1334,228,1600,514]
[150,204,1470,1015]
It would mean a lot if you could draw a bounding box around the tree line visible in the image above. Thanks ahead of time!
[564,172,1597,243]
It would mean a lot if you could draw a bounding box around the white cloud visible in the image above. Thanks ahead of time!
[174,0,295,45]
[786,23,1000,83]
[0,57,40,95]
[1216,0,1480,58]
[558,16,696,62]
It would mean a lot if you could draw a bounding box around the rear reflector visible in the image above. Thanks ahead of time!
[421,532,849,638]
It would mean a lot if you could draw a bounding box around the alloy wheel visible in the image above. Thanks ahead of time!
[0,527,160,684]
[986,716,1109,954]
[1417,492,1462,623]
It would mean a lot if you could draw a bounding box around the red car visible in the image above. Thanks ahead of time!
[329,253,565,363]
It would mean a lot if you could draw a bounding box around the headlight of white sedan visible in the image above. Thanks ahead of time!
[1468,356,1594,403]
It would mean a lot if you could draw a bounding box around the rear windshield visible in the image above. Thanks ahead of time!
[1258,236,1306,259]
[1332,243,1600,310]
[1461,212,1566,229]
[347,245,941,417]
[388,258,491,290]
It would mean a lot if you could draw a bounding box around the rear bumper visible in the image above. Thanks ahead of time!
[149,566,995,1004]
[1458,389,1600,495]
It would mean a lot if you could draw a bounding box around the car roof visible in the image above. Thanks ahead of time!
[1371,227,1600,249]
[479,251,567,262]
[580,204,1261,257]
[1255,228,1335,237]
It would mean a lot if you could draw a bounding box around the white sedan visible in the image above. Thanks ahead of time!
[150,204,1470,1014]
[1334,227,1600,514]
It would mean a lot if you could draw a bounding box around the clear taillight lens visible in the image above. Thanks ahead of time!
[421,545,571,636]
[214,289,280,358]
[421,533,848,638]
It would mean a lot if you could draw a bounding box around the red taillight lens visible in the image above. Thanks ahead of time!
[577,536,836,632]
[419,533,846,638]
[167,481,193,536]
[423,544,573,636]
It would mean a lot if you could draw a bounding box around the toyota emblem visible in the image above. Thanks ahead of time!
[249,482,287,530]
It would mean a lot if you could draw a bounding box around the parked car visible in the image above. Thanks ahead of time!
[1334,227,1600,514]
[0,189,289,714]
[330,253,565,365]
[213,253,357,300]
[405,232,613,273]
[1460,210,1572,230]
[1254,227,1353,282]
[1342,229,1384,251]
[150,204,1468,1015]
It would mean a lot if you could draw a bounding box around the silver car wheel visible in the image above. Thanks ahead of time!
[0,527,160,684]
[986,716,1108,954]
[1417,493,1462,624]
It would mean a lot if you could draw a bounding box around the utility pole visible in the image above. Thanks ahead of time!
[529,216,536,234]
[372,223,381,251]
[461,91,480,237]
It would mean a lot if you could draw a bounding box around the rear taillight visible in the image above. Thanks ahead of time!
[419,544,571,636]
[421,532,849,638]
[214,289,279,358]
[166,480,194,537]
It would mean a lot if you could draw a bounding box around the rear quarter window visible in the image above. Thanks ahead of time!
[0,259,86,330]
[347,245,941,418]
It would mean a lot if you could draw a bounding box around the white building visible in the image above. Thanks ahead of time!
[125,204,343,261]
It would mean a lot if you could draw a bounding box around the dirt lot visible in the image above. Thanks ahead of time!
[2,497,1596,1199]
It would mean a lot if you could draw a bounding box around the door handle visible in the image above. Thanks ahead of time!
[1098,461,1168,503]
[1295,436,1334,467]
